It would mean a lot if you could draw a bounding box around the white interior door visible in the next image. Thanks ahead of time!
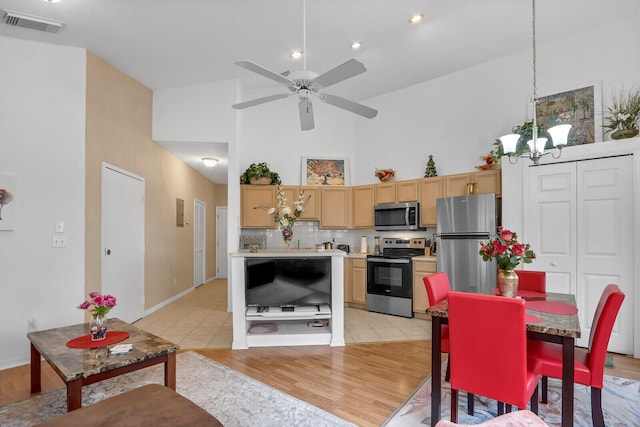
[194,199,206,287]
[102,164,145,323]
[216,206,228,279]
[526,156,634,353]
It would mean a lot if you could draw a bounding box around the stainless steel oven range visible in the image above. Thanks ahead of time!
[366,237,426,318]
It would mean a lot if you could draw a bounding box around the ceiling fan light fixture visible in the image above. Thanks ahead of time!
[201,157,218,167]
[409,13,424,24]
[351,41,362,50]
[289,50,302,60]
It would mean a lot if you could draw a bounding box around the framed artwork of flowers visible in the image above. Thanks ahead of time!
[534,81,602,145]
[301,157,350,186]
[0,174,16,231]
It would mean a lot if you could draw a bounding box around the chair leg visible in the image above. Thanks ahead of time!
[445,357,451,382]
[451,389,458,423]
[505,404,512,413]
[541,376,548,404]
[530,384,539,415]
[467,392,474,415]
[591,387,604,427]
[497,402,504,415]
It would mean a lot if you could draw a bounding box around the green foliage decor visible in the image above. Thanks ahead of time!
[240,162,282,185]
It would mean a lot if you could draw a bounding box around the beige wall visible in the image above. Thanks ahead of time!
[85,52,224,310]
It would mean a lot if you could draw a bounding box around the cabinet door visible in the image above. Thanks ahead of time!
[418,177,444,227]
[320,187,351,228]
[413,259,437,313]
[351,258,367,304]
[241,185,276,228]
[281,186,320,221]
[375,183,396,204]
[344,258,353,303]
[444,173,472,196]
[397,180,419,202]
[352,185,374,228]
[474,170,501,195]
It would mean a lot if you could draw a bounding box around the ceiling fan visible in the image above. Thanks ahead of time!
[231,0,377,131]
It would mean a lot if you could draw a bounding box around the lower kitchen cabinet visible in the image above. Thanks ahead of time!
[413,258,437,315]
[346,257,367,307]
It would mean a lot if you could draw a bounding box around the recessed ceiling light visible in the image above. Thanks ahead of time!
[201,157,219,167]
[351,41,362,50]
[409,13,424,24]
[43,0,62,3]
[289,50,303,60]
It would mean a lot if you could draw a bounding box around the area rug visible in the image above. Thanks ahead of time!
[0,351,356,427]
[383,368,640,427]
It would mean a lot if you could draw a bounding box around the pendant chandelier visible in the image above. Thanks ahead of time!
[499,0,571,166]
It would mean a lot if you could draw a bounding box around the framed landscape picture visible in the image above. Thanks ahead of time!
[0,174,16,231]
[301,157,350,185]
[535,82,602,145]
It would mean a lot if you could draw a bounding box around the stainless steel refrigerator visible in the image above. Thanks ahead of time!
[435,194,497,293]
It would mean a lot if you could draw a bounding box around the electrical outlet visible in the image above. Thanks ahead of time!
[28,317,38,332]
[52,235,67,248]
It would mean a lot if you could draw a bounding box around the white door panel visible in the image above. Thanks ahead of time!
[103,165,145,323]
[216,206,228,279]
[194,200,206,287]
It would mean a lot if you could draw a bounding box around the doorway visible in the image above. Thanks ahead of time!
[216,206,228,279]
[102,164,145,323]
[194,199,206,287]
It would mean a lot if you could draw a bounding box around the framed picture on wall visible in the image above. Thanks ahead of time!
[534,81,602,145]
[0,174,16,231]
[301,157,350,185]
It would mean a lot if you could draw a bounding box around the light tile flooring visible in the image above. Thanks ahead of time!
[133,279,431,349]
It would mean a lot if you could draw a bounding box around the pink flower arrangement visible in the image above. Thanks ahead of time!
[479,226,535,271]
[78,292,117,318]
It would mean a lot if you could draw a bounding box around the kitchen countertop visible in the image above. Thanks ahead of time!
[412,255,437,261]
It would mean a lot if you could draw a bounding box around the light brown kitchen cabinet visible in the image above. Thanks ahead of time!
[375,182,396,204]
[413,258,437,315]
[344,258,352,304]
[240,185,276,228]
[350,257,367,306]
[418,177,444,226]
[444,170,501,197]
[320,186,351,228]
[397,180,419,202]
[281,185,320,221]
[352,185,375,228]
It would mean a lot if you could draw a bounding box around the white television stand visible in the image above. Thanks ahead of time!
[230,250,346,349]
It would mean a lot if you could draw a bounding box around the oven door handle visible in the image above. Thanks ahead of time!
[367,258,411,264]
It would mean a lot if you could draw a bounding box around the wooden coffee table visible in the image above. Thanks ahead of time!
[28,318,179,411]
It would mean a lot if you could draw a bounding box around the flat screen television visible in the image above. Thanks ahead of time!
[245,257,331,307]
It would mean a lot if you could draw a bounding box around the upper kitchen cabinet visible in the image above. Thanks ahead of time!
[320,186,351,228]
[375,180,419,204]
[352,185,375,228]
[418,177,444,227]
[281,185,320,221]
[241,185,276,228]
[444,169,501,197]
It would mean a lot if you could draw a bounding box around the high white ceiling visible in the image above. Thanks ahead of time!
[2,0,638,184]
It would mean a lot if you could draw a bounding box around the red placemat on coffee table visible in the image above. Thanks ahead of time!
[526,314,541,323]
[526,300,578,315]
[66,331,129,348]
[492,288,547,298]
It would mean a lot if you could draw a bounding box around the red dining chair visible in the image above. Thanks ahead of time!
[528,284,625,427]
[423,272,451,381]
[448,292,541,423]
[515,270,546,293]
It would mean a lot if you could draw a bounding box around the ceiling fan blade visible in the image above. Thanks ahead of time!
[298,99,315,131]
[320,94,378,119]
[312,59,367,88]
[232,93,290,109]
[235,61,296,86]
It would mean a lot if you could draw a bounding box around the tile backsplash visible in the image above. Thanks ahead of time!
[240,221,436,253]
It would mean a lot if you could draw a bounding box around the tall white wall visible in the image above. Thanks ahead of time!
[0,36,86,369]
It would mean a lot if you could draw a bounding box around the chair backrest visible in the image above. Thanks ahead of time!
[587,284,625,388]
[448,291,531,408]
[423,272,451,306]
[514,270,546,293]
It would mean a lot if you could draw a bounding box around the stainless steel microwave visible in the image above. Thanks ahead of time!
[374,202,422,231]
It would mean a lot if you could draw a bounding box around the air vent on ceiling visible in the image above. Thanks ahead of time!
[2,9,64,34]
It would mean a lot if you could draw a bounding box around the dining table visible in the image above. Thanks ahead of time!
[427,291,581,427]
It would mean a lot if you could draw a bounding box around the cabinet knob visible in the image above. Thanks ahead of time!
[550,261,557,267]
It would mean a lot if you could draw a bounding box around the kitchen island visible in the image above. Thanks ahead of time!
[230,249,346,349]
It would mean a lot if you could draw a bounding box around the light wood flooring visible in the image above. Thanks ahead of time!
[1,280,639,426]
